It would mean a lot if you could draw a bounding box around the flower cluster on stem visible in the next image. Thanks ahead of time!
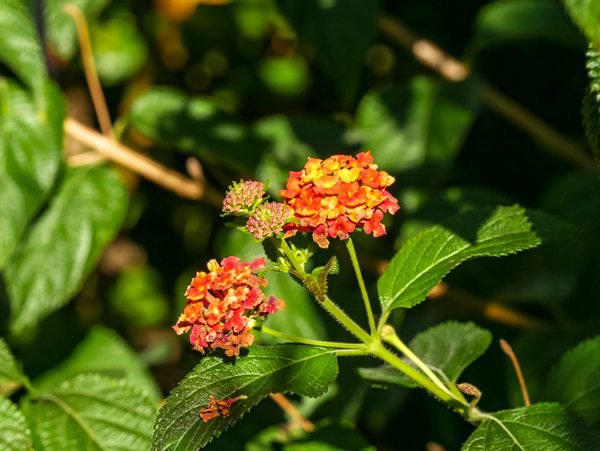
[173,257,284,357]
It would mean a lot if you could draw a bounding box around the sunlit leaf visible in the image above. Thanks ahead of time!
[474,0,583,50]
[6,165,128,336]
[0,338,26,396]
[152,345,338,450]
[0,397,32,450]
[0,81,64,269]
[378,205,569,312]
[23,374,156,450]
[129,87,261,171]
[0,0,46,94]
[562,0,600,46]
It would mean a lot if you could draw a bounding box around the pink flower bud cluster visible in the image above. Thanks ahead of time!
[222,180,266,215]
[245,202,293,240]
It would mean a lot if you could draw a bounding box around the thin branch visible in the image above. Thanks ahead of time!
[377,14,595,170]
[268,393,314,432]
[63,4,113,138]
[65,117,223,205]
[499,339,531,407]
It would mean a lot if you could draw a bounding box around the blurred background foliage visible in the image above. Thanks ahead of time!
[1,0,600,449]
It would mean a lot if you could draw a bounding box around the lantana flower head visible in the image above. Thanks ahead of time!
[280,151,400,248]
[222,180,266,216]
[173,257,284,357]
[245,202,293,241]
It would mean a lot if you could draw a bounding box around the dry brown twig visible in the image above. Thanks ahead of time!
[268,393,314,432]
[499,338,531,407]
[63,4,222,205]
[377,14,595,170]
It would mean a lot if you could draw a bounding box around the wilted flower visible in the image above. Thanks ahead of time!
[245,202,293,240]
[222,180,266,215]
[280,151,400,248]
[173,257,284,357]
[199,395,247,422]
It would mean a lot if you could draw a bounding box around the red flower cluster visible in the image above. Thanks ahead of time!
[280,152,400,248]
[199,395,246,422]
[173,257,284,357]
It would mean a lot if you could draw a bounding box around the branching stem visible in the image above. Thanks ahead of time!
[346,237,377,336]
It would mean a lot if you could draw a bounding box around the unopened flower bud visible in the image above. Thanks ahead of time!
[222,180,266,216]
[245,202,292,240]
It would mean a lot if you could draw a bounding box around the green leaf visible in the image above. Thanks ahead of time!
[0,397,32,450]
[34,326,161,402]
[46,0,111,59]
[152,345,338,450]
[279,0,376,106]
[23,374,156,451]
[0,338,26,396]
[0,80,64,269]
[562,0,600,47]
[129,87,261,172]
[583,46,600,161]
[462,403,600,450]
[92,10,148,86]
[474,0,583,50]
[0,0,46,95]
[547,336,600,422]
[359,322,491,388]
[378,205,566,312]
[354,77,480,183]
[6,165,128,336]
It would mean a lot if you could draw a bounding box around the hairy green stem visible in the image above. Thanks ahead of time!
[260,326,365,350]
[381,325,459,401]
[346,237,376,336]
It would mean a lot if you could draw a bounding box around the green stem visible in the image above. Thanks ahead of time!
[346,237,376,336]
[381,325,459,401]
[320,296,372,343]
[370,343,459,406]
[260,326,365,350]
[276,237,371,343]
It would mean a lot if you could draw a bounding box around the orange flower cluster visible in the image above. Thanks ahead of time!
[280,151,400,248]
[199,395,246,422]
[173,257,284,357]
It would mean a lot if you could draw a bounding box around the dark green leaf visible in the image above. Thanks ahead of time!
[0,338,26,396]
[129,87,261,172]
[6,165,128,336]
[0,397,32,450]
[46,0,111,59]
[462,403,600,450]
[279,0,376,106]
[34,326,161,402]
[562,0,600,46]
[548,336,600,422]
[354,77,480,182]
[583,47,600,161]
[152,345,338,450]
[0,81,64,268]
[23,374,156,450]
[474,0,583,50]
[359,322,491,388]
[378,205,567,312]
[0,0,46,94]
